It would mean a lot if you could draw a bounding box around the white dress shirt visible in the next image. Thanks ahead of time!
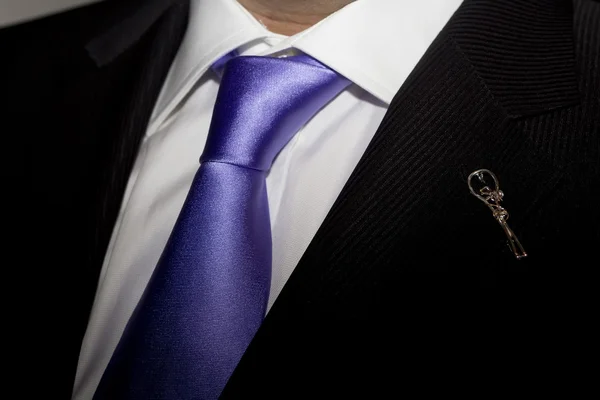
[72,0,462,398]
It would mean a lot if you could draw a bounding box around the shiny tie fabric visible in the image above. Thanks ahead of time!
[94,54,350,400]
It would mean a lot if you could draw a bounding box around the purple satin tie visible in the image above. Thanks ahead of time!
[94,54,350,399]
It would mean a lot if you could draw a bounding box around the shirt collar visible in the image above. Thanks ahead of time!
[149,0,268,131]
[282,0,463,104]
[149,0,462,132]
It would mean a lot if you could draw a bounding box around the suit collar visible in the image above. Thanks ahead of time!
[274,0,463,105]
[448,0,580,117]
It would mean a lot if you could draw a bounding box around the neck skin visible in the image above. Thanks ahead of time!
[238,0,353,36]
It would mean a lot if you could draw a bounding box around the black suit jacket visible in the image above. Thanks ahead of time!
[2,0,598,398]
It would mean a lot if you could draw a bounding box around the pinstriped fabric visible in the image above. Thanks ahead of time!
[513,0,600,247]
[519,0,600,167]
[449,0,581,116]
[572,0,599,167]
[318,38,505,272]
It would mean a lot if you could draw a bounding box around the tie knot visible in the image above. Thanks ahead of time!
[200,54,350,171]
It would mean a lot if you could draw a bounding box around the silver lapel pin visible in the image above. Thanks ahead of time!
[468,169,527,259]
